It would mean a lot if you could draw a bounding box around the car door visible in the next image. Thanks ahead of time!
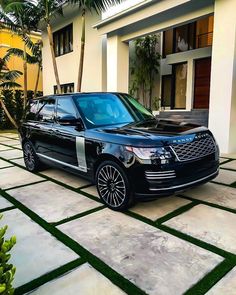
[50,96,86,170]
[31,97,56,157]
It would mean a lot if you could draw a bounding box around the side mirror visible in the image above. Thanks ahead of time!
[58,115,78,126]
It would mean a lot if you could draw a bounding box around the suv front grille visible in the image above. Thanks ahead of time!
[170,136,216,162]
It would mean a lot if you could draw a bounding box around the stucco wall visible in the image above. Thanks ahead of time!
[42,12,105,95]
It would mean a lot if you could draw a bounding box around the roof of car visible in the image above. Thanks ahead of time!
[34,92,128,100]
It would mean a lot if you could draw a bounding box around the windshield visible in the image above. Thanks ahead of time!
[73,93,154,129]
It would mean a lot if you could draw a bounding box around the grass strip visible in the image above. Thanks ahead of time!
[52,205,105,226]
[14,258,85,295]
[5,180,47,191]
[0,206,16,213]
[156,200,199,224]
[0,189,147,295]
[178,194,236,215]
[184,259,236,295]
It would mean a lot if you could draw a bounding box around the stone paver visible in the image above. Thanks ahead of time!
[0,133,19,139]
[0,159,13,169]
[165,204,236,254]
[221,153,236,159]
[29,263,126,295]
[0,196,13,209]
[0,149,23,160]
[41,168,91,188]
[130,196,191,221]
[59,209,222,295]
[0,209,78,288]
[81,185,99,198]
[0,144,13,151]
[8,181,101,223]
[183,183,236,209]
[221,160,236,171]
[0,137,14,142]
[0,166,43,189]
[206,267,236,295]
[213,169,236,185]
[1,139,20,146]
[11,157,25,167]
[219,158,229,164]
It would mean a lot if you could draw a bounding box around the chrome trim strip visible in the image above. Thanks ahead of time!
[145,173,176,177]
[145,170,175,174]
[36,153,86,172]
[149,170,218,191]
[76,136,87,173]
[146,176,176,180]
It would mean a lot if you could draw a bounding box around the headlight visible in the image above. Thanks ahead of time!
[125,146,172,161]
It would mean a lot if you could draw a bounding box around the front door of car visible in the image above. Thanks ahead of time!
[32,97,56,157]
[50,96,87,171]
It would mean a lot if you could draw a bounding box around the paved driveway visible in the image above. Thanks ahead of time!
[0,132,236,295]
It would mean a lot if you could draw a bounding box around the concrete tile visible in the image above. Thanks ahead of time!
[8,181,101,223]
[183,183,236,210]
[0,196,13,209]
[29,263,126,295]
[41,168,91,188]
[0,144,13,151]
[59,209,222,295]
[1,139,20,146]
[0,166,43,189]
[0,149,23,160]
[221,160,236,171]
[206,267,236,295]
[130,196,191,221]
[0,133,19,139]
[221,153,236,159]
[165,204,236,254]
[213,169,236,185]
[12,144,22,149]
[81,185,99,198]
[11,158,25,167]
[0,159,13,168]
[0,137,14,142]
[0,209,78,288]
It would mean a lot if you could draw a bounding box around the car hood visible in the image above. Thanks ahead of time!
[85,119,210,147]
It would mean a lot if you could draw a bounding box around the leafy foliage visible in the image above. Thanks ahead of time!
[0,57,22,90]
[0,214,16,295]
[130,34,161,109]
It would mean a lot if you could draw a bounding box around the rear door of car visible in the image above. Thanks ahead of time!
[31,97,56,158]
[50,96,81,167]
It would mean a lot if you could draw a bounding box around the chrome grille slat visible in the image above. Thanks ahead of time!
[145,170,176,181]
[170,136,216,162]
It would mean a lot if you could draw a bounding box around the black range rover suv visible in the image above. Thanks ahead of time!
[20,92,219,210]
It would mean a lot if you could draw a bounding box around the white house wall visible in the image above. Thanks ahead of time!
[42,12,105,95]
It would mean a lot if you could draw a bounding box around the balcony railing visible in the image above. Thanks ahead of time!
[196,31,213,48]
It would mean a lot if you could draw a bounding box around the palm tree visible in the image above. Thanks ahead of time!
[6,35,43,98]
[69,0,122,92]
[0,0,40,108]
[0,56,22,128]
[37,0,64,94]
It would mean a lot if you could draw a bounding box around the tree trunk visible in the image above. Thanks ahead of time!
[34,64,40,98]
[0,96,18,129]
[77,9,86,92]
[23,43,28,110]
[47,23,61,94]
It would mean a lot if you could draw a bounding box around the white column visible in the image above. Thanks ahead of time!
[186,59,194,111]
[209,0,236,153]
[106,35,129,92]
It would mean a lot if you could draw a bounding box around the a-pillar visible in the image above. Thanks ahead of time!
[209,0,236,153]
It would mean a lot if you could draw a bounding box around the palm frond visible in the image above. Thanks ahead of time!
[3,69,22,80]
[68,0,123,13]
[0,81,21,88]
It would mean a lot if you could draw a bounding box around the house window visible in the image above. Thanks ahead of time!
[161,75,172,107]
[53,24,73,57]
[162,15,213,56]
[54,83,74,94]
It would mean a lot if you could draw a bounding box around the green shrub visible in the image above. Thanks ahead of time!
[0,214,16,295]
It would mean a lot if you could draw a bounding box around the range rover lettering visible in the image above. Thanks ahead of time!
[20,93,219,211]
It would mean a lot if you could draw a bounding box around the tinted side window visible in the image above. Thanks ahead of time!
[26,100,39,121]
[37,99,55,122]
[56,97,77,120]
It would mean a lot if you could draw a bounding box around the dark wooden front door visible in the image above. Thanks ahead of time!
[194,57,211,109]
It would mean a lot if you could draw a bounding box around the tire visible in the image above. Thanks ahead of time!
[23,141,45,172]
[95,160,134,211]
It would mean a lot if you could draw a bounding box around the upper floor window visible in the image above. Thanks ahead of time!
[53,24,73,57]
[162,15,213,57]
[54,83,74,94]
